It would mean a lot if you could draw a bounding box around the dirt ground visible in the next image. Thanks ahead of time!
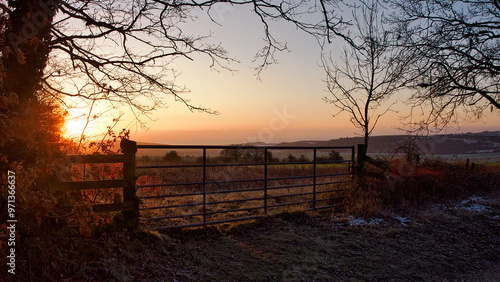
[171,191,500,281]
[160,189,500,281]
[8,188,500,281]
[469,263,500,281]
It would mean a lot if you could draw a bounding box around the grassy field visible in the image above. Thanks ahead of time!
[136,160,351,228]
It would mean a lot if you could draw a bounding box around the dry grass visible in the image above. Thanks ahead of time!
[136,162,351,228]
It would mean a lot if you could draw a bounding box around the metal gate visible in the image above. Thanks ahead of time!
[135,145,355,229]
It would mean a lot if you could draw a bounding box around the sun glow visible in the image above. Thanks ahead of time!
[62,104,131,140]
[64,116,93,138]
[61,96,126,140]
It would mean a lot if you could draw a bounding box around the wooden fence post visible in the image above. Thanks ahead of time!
[121,139,138,229]
[264,148,268,215]
[356,144,366,186]
[313,148,317,210]
[356,144,366,167]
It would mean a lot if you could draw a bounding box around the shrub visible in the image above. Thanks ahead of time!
[345,157,500,215]
[163,151,181,163]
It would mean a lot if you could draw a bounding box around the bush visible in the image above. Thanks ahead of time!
[345,158,500,215]
[163,151,181,163]
[328,151,343,161]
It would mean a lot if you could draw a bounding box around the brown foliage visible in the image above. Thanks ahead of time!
[345,158,500,215]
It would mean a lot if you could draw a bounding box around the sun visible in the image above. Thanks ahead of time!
[64,117,89,137]
[62,102,107,139]
[62,99,128,139]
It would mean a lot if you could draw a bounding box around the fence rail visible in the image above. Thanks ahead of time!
[50,139,139,229]
[136,144,355,229]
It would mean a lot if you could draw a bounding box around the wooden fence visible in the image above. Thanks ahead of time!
[50,139,139,228]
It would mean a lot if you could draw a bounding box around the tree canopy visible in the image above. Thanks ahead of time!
[323,0,410,151]
[387,0,500,130]
[0,0,350,124]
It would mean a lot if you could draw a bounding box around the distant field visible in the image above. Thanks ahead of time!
[369,152,500,163]
[135,145,500,163]
[136,148,354,161]
[435,152,500,163]
[136,159,352,229]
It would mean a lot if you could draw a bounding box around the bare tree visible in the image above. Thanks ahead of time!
[220,146,245,162]
[0,0,351,123]
[387,0,500,131]
[322,0,409,153]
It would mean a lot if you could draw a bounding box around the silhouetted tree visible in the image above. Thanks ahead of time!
[328,150,343,161]
[243,148,265,163]
[387,0,500,131]
[163,151,181,163]
[266,151,276,163]
[0,0,352,125]
[298,154,310,163]
[284,154,298,163]
[220,147,244,162]
[322,0,410,152]
[0,0,359,197]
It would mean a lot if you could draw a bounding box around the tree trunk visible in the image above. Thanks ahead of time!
[3,0,58,103]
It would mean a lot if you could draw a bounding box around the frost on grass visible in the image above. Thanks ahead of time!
[394,216,411,226]
[333,215,414,227]
[347,216,383,226]
[462,203,488,212]
[456,195,489,213]
[333,195,496,229]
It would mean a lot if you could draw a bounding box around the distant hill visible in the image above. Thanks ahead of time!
[133,131,500,160]
[273,131,500,155]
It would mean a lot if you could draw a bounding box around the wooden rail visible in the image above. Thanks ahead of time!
[50,139,139,228]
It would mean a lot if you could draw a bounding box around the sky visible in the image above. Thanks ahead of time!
[63,4,500,145]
